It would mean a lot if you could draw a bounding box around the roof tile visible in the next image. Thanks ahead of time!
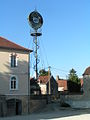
[38,76,49,84]
[83,66,90,76]
[0,36,32,52]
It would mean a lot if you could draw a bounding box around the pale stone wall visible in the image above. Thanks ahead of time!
[39,84,47,94]
[0,49,29,95]
[60,75,90,108]
[83,75,90,99]
[58,87,64,91]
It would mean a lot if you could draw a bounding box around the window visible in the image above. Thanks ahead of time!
[10,53,18,67]
[10,76,18,90]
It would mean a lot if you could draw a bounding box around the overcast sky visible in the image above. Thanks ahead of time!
[0,0,90,78]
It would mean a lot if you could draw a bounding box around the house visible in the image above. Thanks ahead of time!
[56,76,67,92]
[82,66,90,107]
[38,75,58,95]
[0,36,32,116]
[56,75,83,92]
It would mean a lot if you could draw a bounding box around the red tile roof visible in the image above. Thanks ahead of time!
[38,76,49,84]
[57,79,67,90]
[83,66,90,76]
[57,78,83,91]
[0,36,32,52]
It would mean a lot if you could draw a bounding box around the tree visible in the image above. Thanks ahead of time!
[39,69,48,76]
[67,68,81,92]
[68,68,80,84]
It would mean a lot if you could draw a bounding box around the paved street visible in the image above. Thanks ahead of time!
[0,109,90,120]
[0,103,90,120]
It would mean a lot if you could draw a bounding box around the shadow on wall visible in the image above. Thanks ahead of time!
[0,60,29,116]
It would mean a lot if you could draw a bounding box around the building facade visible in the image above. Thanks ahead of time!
[38,75,58,95]
[56,75,68,92]
[0,37,32,116]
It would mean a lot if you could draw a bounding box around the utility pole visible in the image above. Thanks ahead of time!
[48,66,51,95]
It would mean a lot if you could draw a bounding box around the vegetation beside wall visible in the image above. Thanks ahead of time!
[67,68,81,93]
[67,81,81,92]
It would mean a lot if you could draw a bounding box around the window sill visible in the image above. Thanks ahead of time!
[10,89,18,91]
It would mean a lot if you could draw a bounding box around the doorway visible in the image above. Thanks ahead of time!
[7,99,22,116]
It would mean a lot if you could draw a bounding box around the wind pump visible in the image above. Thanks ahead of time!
[28,10,43,80]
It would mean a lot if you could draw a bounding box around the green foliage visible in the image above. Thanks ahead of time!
[68,68,80,84]
[39,69,48,76]
[68,68,81,92]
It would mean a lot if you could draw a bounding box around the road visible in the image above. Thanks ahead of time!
[0,102,90,120]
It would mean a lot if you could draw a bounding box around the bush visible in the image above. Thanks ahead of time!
[67,80,81,92]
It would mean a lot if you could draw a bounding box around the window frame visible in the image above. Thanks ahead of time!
[10,75,18,90]
[10,53,18,68]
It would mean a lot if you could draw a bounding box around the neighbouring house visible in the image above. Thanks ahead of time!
[0,36,32,116]
[60,67,90,108]
[56,75,83,93]
[38,75,58,95]
[56,75,67,92]
[82,66,90,107]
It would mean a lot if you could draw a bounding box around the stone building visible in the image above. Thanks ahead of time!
[61,66,90,108]
[38,76,58,95]
[0,36,32,116]
[56,75,68,92]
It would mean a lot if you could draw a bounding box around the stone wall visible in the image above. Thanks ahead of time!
[6,95,29,116]
[30,95,48,113]
[0,95,7,117]
[60,94,85,108]
[83,75,90,100]
[0,95,48,116]
[30,99,47,113]
[59,75,90,108]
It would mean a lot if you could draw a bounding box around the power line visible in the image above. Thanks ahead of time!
[39,38,49,67]
[51,67,69,73]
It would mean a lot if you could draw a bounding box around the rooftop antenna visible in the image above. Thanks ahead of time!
[28,10,43,80]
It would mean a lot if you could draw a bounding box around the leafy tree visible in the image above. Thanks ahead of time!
[68,68,81,92]
[39,69,48,76]
[68,68,80,84]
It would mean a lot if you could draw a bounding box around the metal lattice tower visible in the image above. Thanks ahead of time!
[28,10,43,80]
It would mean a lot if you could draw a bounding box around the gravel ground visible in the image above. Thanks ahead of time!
[0,103,90,120]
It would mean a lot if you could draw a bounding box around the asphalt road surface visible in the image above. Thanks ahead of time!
[0,102,90,120]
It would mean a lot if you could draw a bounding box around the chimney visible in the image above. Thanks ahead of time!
[56,75,59,81]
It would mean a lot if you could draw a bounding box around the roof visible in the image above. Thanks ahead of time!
[57,79,67,90]
[83,66,90,76]
[38,76,49,84]
[57,78,83,91]
[0,36,32,52]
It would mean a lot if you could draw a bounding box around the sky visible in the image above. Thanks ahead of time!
[0,0,90,79]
